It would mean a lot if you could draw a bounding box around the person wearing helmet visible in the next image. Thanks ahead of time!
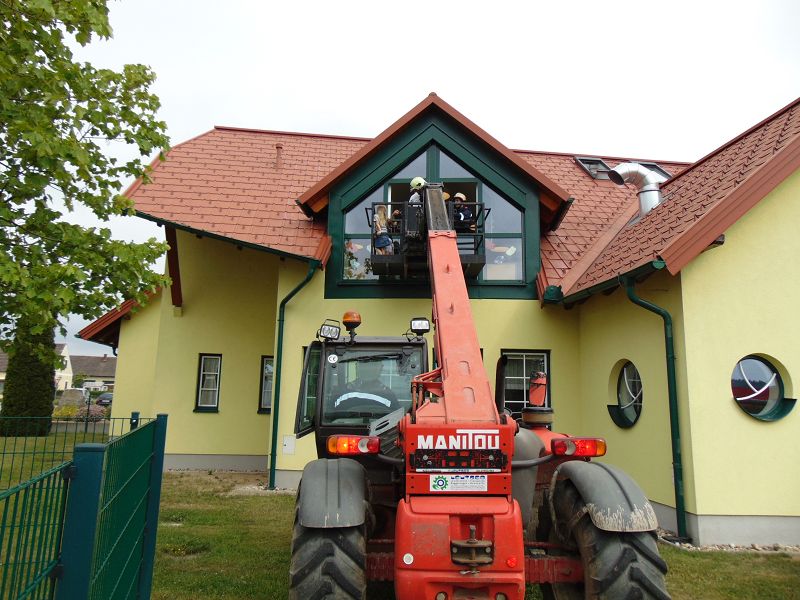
[408,176,426,205]
[453,192,475,232]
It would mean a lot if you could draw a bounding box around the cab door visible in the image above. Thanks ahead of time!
[294,341,322,438]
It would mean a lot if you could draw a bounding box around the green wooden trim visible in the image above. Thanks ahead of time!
[326,112,541,300]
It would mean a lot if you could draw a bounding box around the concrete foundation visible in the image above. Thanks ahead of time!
[162,454,303,490]
[163,453,268,472]
[652,501,800,546]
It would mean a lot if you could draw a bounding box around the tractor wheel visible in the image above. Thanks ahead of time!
[288,516,366,600]
[541,482,670,600]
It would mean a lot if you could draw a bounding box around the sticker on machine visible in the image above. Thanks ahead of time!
[429,474,487,492]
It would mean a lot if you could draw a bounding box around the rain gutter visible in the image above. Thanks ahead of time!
[621,272,689,541]
[561,261,660,307]
[268,260,319,489]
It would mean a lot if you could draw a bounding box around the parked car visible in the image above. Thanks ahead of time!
[95,392,113,406]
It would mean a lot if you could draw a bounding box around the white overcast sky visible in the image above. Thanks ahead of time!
[60,0,800,355]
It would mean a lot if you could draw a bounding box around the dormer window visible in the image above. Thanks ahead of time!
[340,147,525,285]
[575,157,611,180]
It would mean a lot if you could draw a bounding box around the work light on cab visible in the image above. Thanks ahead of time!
[551,437,607,457]
[317,319,341,341]
[327,435,380,455]
[410,317,430,336]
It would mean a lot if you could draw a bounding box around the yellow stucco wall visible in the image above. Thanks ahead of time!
[575,269,693,509]
[113,291,161,420]
[115,230,279,457]
[680,169,800,516]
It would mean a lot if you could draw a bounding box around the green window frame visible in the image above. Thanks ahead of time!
[731,355,796,421]
[195,353,221,413]
[500,349,550,419]
[608,361,643,428]
[334,144,536,298]
[258,355,274,414]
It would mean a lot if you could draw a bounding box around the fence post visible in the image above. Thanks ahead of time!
[137,414,168,600]
[55,443,106,600]
[130,411,140,430]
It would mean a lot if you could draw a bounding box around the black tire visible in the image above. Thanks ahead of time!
[541,483,670,600]
[288,516,366,600]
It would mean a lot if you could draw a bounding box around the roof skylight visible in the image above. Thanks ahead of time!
[575,157,611,180]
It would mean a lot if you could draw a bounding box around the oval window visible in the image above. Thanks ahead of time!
[608,361,643,428]
[731,356,794,420]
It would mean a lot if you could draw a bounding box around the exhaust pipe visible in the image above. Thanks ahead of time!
[609,162,667,217]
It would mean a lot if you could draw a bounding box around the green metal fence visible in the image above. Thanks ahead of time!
[0,416,152,491]
[56,414,167,600]
[0,463,68,600]
[0,414,167,600]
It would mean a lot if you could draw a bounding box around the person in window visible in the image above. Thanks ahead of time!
[453,192,476,232]
[373,204,393,255]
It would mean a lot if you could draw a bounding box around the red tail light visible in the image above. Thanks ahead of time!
[551,437,606,457]
[327,435,380,455]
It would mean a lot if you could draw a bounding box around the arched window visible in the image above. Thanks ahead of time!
[731,355,795,421]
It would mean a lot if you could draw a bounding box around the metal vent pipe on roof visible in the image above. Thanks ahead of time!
[609,162,667,217]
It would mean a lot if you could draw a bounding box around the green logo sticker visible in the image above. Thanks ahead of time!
[431,475,449,491]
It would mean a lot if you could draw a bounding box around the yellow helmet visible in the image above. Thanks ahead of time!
[410,176,427,190]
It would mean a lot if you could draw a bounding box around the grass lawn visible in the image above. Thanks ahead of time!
[153,472,800,600]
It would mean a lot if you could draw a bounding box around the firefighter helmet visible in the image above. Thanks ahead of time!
[410,176,427,190]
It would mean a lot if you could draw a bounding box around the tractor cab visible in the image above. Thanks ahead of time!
[366,181,488,279]
[294,314,430,460]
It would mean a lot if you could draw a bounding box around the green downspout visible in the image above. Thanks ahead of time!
[622,271,689,540]
[268,260,319,490]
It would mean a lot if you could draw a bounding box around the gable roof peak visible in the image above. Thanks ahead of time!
[295,93,571,224]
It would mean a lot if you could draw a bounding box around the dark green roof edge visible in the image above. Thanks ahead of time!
[561,260,666,306]
[137,212,322,266]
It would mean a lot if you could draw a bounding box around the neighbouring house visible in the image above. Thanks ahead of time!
[80,94,800,545]
[0,343,72,396]
[70,354,117,390]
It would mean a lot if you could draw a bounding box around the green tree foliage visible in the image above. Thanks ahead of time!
[0,0,171,348]
[0,316,56,436]
[72,370,88,388]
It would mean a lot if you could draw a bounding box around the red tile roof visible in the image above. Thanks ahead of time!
[567,97,800,296]
[296,93,571,228]
[77,295,151,347]
[127,128,369,262]
[127,123,685,277]
[516,152,687,293]
[124,95,800,306]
